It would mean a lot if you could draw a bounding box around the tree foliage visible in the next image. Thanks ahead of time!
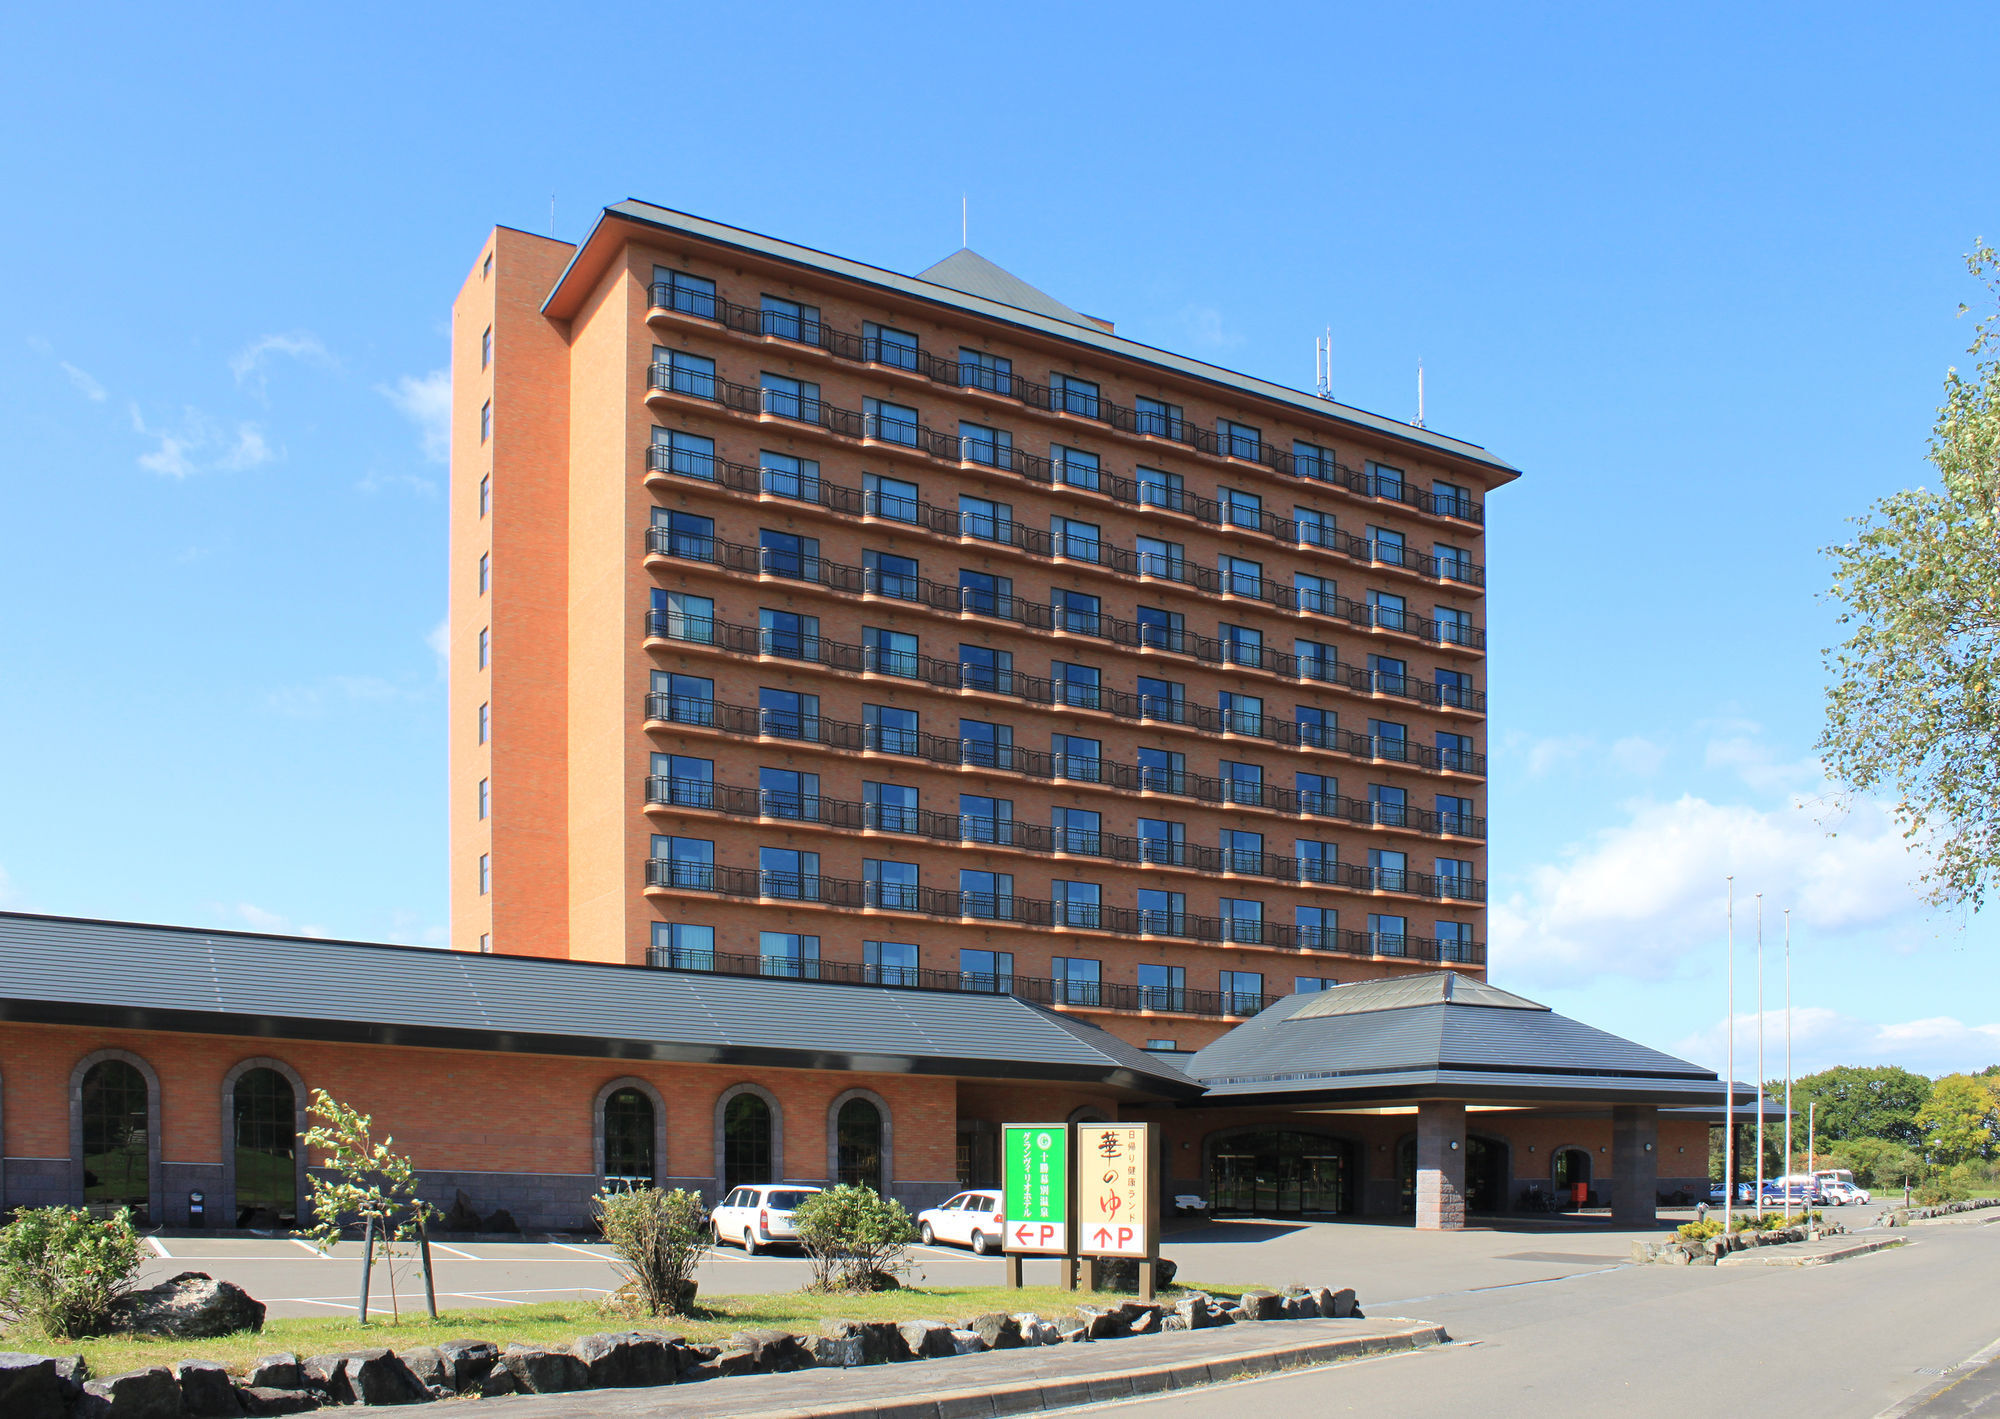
[0,1206,141,1339]
[297,1089,438,1321]
[595,1186,709,1316]
[1821,244,2000,908]
[1791,1065,1934,1146]
[791,1185,915,1293]
[1914,1073,2000,1165]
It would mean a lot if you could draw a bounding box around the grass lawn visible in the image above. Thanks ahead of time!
[7,1281,1253,1379]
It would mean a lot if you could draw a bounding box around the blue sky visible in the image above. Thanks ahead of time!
[2,3,1995,1078]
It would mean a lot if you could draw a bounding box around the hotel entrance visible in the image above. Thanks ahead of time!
[1210,1131,1356,1215]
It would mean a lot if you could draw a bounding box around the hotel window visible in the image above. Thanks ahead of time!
[1138,964,1186,1011]
[1137,889,1186,935]
[1051,955,1102,1004]
[1053,445,1100,491]
[864,549,919,599]
[651,267,717,318]
[1219,691,1262,736]
[478,552,489,594]
[1220,828,1262,873]
[1219,554,1262,598]
[1297,771,1335,814]
[759,608,817,659]
[960,794,1014,845]
[1137,817,1184,865]
[959,569,1011,617]
[1052,806,1101,855]
[656,836,715,891]
[480,326,491,369]
[959,946,1014,991]
[1296,639,1337,682]
[760,847,819,900]
[1369,848,1408,892]
[482,252,492,279]
[1052,733,1102,782]
[864,472,920,522]
[960,873,1014,922]
[1294,505,1333,546]
[960,643,1012,693]
[652,671,714,726]
[653,347,717,399]
[1437,858,1477,900]
[1438,731,1476,772]
[1437,793,1476,834]
[650,591,715,644]
[653,508,716,562]
[1436,606,1475,646]
[759,372,821,422]
[1136,676,1183,722]
[1436,668,1475,710]
[960,494,1010,542]
[1369,462,1406,500]
[959,718,1013,768]
[477,778,489,821]
[477,854,490,894]
[864,781,918,833]
[1369,783,1408,827]
[1432,478,1474,519]
[1220,759,1263,806]
[1050,373,1099,419]
[1136,746,1184,794]
[477,702,489,744]
[1220,623,1263,667]
[1052,882,1101,930]
[479,474,490,517]
[1295,705,1330,747]
[863,627,918,677]
[1221,487,1262,530]
[477,627,489,668]
[1218,969,1265,1014]
[1293,440,1333,481]
[959,347,1012,395]
[1053,587,1101,634]
[478,933,491,954]
[1295,976,1337,993]
[1436,542,1474,582]
[760,932,821,979]
[1368,526,1407,568]
[1295,572,1333,614]
[1053,661,1101,709]
[1437,921,1475,962]
[760,294,821,343]
[1296,839,1336,883]
[652,427,717,481]
[760,688,820,740]
[865,703,920,756]
[1369,719,1409,763]
[959,420,1012,467]
[1135,604,1183,651]
[1136,536,1184,579]
[1368,653,1407,695]
[1051,515,1100,563]
[649,754,714,808]
[1296,906,1337,950]
[863,397,920,447]
[1136,466,1184,511]
[759,449,820,499]
[1145,1038,1179,1051]
[1134,396,1182,439]
[762,767,820,821]
[863,322,919,370]
[1219,897,1264,943]
[479,401,491,443]
[1217,419,1261,461]
[865,939,920,986]
[1368,589,1407,632]
[651,922,714,969]
[1368,914,1408,955]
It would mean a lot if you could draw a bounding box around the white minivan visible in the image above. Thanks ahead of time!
[915,1189,1006,1254]
[709,1183,822,1255]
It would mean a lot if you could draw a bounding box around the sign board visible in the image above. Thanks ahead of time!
[1001,1124,1070,1254]
[1076,1123,1151,1257]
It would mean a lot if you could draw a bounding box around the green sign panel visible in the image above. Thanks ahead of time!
[1002,1123,1070,1254]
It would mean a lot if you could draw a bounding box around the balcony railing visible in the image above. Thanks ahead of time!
[646,286,1485,528]
[640,607,1486,775]
[641,694,1488,839]
[641,776,1487,900]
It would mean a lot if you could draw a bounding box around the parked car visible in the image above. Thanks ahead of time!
[1761,1179,1820,1207]
[1707,1181,1756,1204]
[709,1184,822,1255]
[1821,1180,1871,1206]
[916,1189,1006,1255]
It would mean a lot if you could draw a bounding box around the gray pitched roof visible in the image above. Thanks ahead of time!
[1187,983,1724,1107]
[914,249,1099,331]
[0,912,1200,1097]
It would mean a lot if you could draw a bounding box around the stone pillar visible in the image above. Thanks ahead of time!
[1611,1105,1659,1226]
[1414,1101,1467,1230]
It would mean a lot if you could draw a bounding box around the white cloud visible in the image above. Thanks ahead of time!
[1492,792,1932,985]
[59,361,106,401]
[380,370,451,463]
[138,430,198,478]
[230,332,334,394]
[130,405,277,477]
[1503,732,1663,779]
[218,424,273,470]
[1609,736,1667,777]
[1673,1005,2000,1078]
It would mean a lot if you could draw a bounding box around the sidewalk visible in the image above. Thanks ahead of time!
[480,1315,1446,1419]
[1717,1235,1908,1268]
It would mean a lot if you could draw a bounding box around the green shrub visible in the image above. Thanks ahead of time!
[791,1185,915,1293]
[1914,1180,1968,1207]
[595,1187,710,1316]
[0,1206,142,1339]
[1676,1217,1724,1241]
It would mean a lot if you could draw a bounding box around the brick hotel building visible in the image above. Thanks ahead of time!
[450,204,1515,1051]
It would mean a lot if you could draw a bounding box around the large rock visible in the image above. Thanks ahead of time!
[246,1356,301,1391]
[301,1355,354,1405]
[112,1272,266,1339]
[0,1353,70,1419]
[1238,1289,1283,1321]
[1323,1287,1359,1319]
[1073,1305,1121,1339]
[496,1343,588,1394]
[896,1320,956,1358]
[481,1208,520,1234]
[342,1350,430,1406]
[77,1367,183,1418]
[965,1313,1023,1350]
[1280,1292,1319,1320]
[1173,1294,1213,1330]
[1093,1256,1179,1292]
[948,1330,986,1355]
[235,1386,321,1414]
[176,1359,245,1416]
[848,1321,908,1364]
[725,1330,809,1373]
[433,1340,500,1392]
[569,1331,678,1388]
[1055,1318,1090,1343]
[440,1190,481,1233]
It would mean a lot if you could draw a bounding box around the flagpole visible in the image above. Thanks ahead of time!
[1785,909,1794,1214]
[1756,894,1766,1221]
[1725,878,1736,1225]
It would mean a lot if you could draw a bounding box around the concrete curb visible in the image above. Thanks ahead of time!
[1717,1236,1907,1268]
[1872,1332,2000,1418]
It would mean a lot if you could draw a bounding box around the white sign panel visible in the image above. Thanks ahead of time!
[1076,1123,1150,1258]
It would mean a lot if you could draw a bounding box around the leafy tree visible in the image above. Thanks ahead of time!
[595,1187,709,1316]
[1820,244,2000,908]
[791,1185,915,1293]
[1791,1065,1933,1146]
[1817,1137,1921,1191]
[0,1206,141,1338]
[298,1089,438,1322]
[1915,1073,2000,1166]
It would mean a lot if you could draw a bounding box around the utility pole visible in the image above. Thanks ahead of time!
[1784,909,1794,1209]
[1724,878,1736,1223]
[1756,893,1766,1220]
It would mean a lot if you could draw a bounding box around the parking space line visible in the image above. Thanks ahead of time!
[550,1242,616,1262]
[291,1239,328,1258]
[450,1292,526,1306]
[429,1242,480,1261]
[146,1236,171,1258]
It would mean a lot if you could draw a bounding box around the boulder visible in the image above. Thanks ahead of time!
[570,1331,678,1388]
[1074,1305,1121,1339]
[54,1355,91,1397]
[433,1339,500,1392]
[476,1368,519,1399]
[176,1359,245,1416]
[807,1334,863,1368]
[441,1190,481,1233]
[1126,1308,1162,1335]
[1093,1256,1179,1292]
[897,1320,957,1359]
[705,1347,760,1379]
[948,1330,986,1355]
[1055,1318,1090,1343]
[497,1343,588,1393]
[343,1350,431,1406]
[396,1347,449,1393]
[78,1367,183,1418]
[1115,1301,1163,1332]
[966,1313,1023,1350]
[1239,1289,1284,1321]
[725,1330,809,1373]
[481,1208,520,1234]
[234,1386,321,1415]
[246,1356,301,1392]
[1325,1288,1359,1319]
[301,1356,354,1405]
[111,1271,266,1339]
[0,1353,69,1419]
[1173,1294,1213,1330]
[1161,1313,1189,1331]
[848,1321,908,1364]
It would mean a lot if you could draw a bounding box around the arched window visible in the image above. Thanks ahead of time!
[836,1098,883,1191]
[724,1093,772,1189]
[233,1067,298,1226]
[81,1059,150,1216]
[604,1088,657,1187]
[1553,1147,1592,1189]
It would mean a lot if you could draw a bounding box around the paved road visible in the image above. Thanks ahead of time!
[1072,1218,2000,1419]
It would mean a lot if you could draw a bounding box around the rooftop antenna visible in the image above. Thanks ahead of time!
[1415,358,1426,428]
[1314,327,1333,400]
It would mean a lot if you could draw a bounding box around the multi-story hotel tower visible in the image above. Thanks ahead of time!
[449,203,1517,1050]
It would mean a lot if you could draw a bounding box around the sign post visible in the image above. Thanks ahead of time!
[1001,1124,1071,1289]
[1076,1122,1159,1300]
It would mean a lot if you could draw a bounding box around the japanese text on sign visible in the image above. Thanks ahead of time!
[1075,1123,1149,1257]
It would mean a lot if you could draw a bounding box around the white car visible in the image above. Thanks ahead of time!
[1823,1181,1872,1206]
[709,1184,821,1255]
[916,1189,1006,1255]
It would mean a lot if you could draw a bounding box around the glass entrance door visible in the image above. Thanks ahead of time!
[1209,1133,1355,1215]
